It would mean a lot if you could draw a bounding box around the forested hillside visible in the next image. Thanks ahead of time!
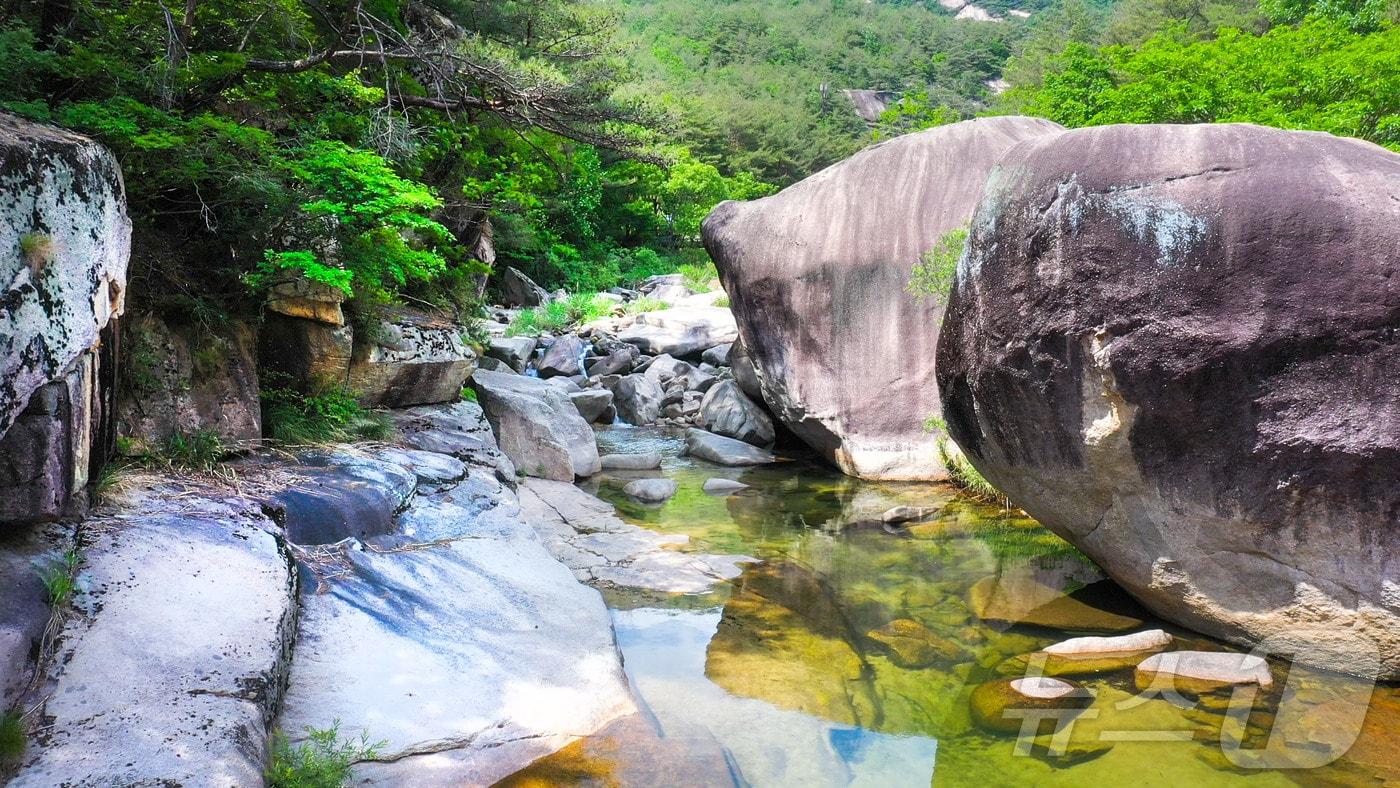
[1,0,1394,327]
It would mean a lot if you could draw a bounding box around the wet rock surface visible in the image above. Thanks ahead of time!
[937,122,1400,679]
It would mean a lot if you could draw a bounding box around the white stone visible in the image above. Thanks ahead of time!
[1136,650,1274,687]
[1044,628,1173,656]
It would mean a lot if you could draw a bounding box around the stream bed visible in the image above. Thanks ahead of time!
[502,427,1399,787]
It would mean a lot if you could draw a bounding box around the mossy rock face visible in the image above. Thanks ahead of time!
[969,677,1093,734]
[968,577,1144,633]
[866,618,970,669]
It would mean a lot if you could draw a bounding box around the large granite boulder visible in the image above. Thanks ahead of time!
[702,116,1063,480]
[471,370,601,480]
[116,314,261,449]
[936,123,1400,679]
[537,334,590,378]
[0,114,130,523]
[608,373,664,426]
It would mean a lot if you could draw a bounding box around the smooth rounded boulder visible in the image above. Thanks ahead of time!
[936,123,1400,679]
[471,370,601,480]
[703,116,1064,480]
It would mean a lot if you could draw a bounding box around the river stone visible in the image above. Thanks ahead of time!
[623,478,678,503]
[609,373,664,426]
[616,307,738,357]
[684,428,777,466]
[501,265,549,307]
[882,505,939,524]
[569,389,614,423]
[486,336,538,372]
[280,485,635,787]
[11,489,296,787]
[703,478,750,494]
[600,452,663,471]
[1135,651,1274,695]
[936,122,1400,679]
[701,342,733,367]
[472,370,601,480]
[538,334,590,378]
[520,479,749,594]
[115,314,262,448]
[586,348,636,377]
[969,677,1092,734]
[477,355,514,373]
[545,376,583,393]
[729,340,765,403]
[703,116,1064,480]
[349,308,478,408]
[699,381,775,447]
[644,354,714,391]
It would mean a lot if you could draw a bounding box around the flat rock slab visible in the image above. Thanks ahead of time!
[12,488,296,787]
[279,481,634,787]
[520,479,749,595]
[683,428,777,467]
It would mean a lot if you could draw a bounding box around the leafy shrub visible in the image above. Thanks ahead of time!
[506,293,616,335]
[0,708,25,762]
[908,227,969,306]
[611,247,676,283]
[678,261,719,293]
[262,376,393,445]
[158,430,228,473]
[267,722,384,788]
[38,549,81,609]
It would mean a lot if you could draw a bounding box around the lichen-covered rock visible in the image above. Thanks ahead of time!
[936,123,1400,679]
[116,314,261,448]
[0,114,129,441]
[349,308,477,407]
[703,116,1063,480]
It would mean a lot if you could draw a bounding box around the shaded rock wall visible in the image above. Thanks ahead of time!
[936,123,1400,678]
[703,116,1064,480]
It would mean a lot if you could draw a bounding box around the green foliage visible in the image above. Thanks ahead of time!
[908,227,970,306]
[678,261,720,293]
[461,387,478,403]
[0,708,25,762]
[156,430,229,473]
[262,376,394,446]
[1260,0,1395,30]
[1002,18,1399,151]
[924,415,1006,505]
[713,294,731,308]
[38,549,81,609]
[507,293,617,335]
[267,722,384,788]
[622,296,669,315]
[872,92,964,140]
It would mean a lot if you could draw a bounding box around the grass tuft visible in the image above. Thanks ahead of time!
[0,708,25,762]
[38,549,81,609]
[678,261,718,293]
[267,722,384,788]
[263,375,394,446]
[507,292,616,336]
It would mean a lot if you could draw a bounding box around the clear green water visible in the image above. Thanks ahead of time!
[504,426,1399,788]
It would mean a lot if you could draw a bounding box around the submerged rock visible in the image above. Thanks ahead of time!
[520,479,748,594]
[703,477,750,494]
[1001,629,1173,678]
[968,575,1144,633]
[936,122,1400,679]
[702,116,1063,480]
[866,618,969,668]
[472,370,601,480]
[683,428,778,466]
[969,677,1092,734]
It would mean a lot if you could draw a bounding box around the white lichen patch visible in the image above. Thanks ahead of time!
[1101,192,1208,267]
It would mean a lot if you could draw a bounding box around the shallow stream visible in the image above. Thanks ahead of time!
[503,427,1398,787]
